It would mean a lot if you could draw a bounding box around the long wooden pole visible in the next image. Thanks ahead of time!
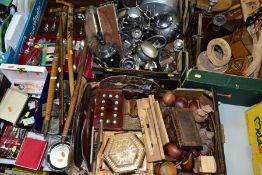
[56,0,75,97]
[61,40,88,143]
[58,15,65,133]
[43,25,61,137]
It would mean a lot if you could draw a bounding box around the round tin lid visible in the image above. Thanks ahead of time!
[212,14,227,27]
[47,142,70,171]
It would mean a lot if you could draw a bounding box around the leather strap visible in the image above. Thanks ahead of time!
[99,75,161,93]
[207,38,231,66]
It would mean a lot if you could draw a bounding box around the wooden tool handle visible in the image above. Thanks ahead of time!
[66,6,75,96]
[48,7,67,14]
[44,41,60,137]
[45,27,62,122]
[61,41,88,143]
[56,0,74,7]
[196,13,202,59]
[45,60,59,121]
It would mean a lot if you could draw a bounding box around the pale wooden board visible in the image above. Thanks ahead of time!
[148,95,165,159]
[154,100,170,145]
[137,98,163,162]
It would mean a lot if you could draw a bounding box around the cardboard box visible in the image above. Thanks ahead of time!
[181,51,262,107]
[0,64,48,128]
[246,102,262,175]
[1,0,45,64]
[0,74,11,101]
[173,88,226,174]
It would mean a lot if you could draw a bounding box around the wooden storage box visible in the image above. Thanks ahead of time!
[166,88,226,174]
[72,79,226,174]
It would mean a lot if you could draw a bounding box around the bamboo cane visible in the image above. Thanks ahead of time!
[43,25,62,138]
[61,40,88,143]
[56,0,75,97]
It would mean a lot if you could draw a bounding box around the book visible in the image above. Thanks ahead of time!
[15,137,47,170]
[170,108,202,149]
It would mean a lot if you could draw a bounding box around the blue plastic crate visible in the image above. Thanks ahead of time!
[1,0,46,64]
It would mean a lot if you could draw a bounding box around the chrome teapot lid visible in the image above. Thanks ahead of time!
[141,41,158,58]
[127,7,141,19]
[155,13,173,29]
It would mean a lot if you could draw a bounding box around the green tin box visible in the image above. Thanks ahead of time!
[181,52,262,107]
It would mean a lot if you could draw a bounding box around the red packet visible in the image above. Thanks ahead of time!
[15,137,47,170]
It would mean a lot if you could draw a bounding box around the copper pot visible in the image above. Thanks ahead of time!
[159,161,177,175]
[174,96,188,108]
[182,154,193,172]
[165,143,183,160]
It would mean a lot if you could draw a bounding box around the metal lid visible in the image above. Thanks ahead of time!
[212,14,227,26]
[127,7,141,19]
[147,35,167,49]
[155,13,173,29]
[141,41,158,58]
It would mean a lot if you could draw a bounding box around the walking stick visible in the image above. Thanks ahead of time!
[61,40,88,143]
[43,22,62,137]
[56,0,75,97]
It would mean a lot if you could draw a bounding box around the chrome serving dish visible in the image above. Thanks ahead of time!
[139,0,179,16]
[154,13,180,42]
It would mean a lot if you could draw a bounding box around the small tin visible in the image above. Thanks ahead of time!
[103,133,145,173]
[46,141,70,171]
